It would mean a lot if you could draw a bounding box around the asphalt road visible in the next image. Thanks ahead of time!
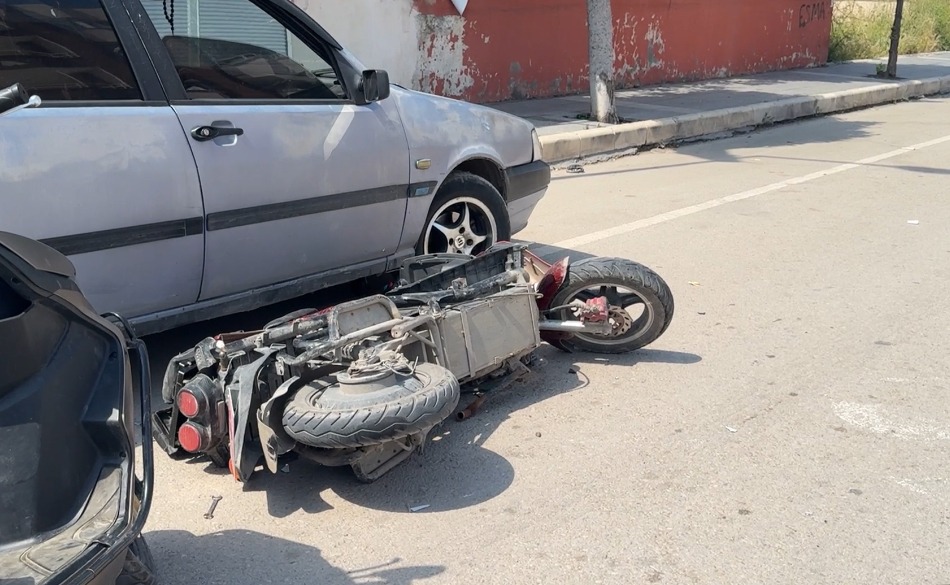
[141,96,950,585]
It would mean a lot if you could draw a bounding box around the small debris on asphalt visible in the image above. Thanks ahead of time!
[536,432,542,438]
[594,357,609,362]
[725,426,738,433]
[907,220,920,225]
[698,312,706,315]
[409,504,430,512]
[281,464,290,473]
[566,163,585,174]
[688,281,701,286]
[766,354,776,358]
[568,366,579,374]
[204,495,223,519]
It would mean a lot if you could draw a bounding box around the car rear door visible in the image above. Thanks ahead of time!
[0,0,205,319]
[131,0,411,302]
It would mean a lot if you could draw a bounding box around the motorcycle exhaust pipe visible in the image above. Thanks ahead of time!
[456,394,487,421]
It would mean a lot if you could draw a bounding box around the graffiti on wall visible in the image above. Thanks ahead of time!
[799,1,827,28]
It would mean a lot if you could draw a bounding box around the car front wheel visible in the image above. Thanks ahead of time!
[417,172,511,256]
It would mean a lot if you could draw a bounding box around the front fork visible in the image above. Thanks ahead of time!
[524,250,612,345]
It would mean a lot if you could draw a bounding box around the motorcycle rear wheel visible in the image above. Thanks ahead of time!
[282,362,460,449]
[549,257,674,354]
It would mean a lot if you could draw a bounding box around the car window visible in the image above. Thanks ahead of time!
[0,0,141,101]
[140,0,346,101]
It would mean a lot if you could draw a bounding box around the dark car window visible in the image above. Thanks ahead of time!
[140,0,346,101]
[0,0,141,101]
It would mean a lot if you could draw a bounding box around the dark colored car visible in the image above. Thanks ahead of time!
[0,231,157,585]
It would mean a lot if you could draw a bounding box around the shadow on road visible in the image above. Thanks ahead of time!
[241,344,700,517]
[243,429,516,518]
[148,529,444,585]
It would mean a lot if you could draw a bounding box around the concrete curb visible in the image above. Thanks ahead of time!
[539,75,950,163]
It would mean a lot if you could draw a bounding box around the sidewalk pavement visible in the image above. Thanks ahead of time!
[491,52,950,163]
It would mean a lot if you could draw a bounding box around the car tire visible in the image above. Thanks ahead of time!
[416,172,511,256]
[116,536,157,585]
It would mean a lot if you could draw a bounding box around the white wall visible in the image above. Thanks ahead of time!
[298,0,420,88]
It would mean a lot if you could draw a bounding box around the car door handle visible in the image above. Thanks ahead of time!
[191,125,245,142]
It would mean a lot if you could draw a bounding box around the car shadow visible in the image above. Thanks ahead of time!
[146,529,445,585]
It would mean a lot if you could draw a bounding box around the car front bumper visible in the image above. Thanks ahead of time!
[505,160,551,235]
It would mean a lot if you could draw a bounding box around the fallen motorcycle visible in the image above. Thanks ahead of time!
[152,243,674,482]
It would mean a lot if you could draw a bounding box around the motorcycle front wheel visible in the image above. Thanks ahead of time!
[549,257,674,354]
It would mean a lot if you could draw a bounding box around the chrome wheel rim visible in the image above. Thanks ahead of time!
[423,197,497,255]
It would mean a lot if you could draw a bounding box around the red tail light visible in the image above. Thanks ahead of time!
[178,422,209,453]
[177,390,200,418]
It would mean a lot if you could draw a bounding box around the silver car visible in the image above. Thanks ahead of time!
[0,0,550,335]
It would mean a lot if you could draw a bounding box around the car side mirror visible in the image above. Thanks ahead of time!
[355,69,390,105]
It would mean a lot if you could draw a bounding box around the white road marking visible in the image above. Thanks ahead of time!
[890,477,949,497]
[891,477,929,496]
[833,401,950,442]
[891,477,931,495]
[554,133,950,250]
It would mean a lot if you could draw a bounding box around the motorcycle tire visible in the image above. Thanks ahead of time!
[282,362,460,449]
[116,536,157,585]
[549,257,674,354]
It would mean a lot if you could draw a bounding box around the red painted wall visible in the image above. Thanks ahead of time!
[412,0,831,103]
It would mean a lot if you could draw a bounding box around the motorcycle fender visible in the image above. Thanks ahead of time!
[257,376,301,474]
[535,257,570,311]
[226,348,277,482]
[526,253,574,350]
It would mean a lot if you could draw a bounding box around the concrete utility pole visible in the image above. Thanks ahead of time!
[885,0,905,78]
[587,0,618,123]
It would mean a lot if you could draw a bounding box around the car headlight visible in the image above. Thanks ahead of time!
[531,128,543,162]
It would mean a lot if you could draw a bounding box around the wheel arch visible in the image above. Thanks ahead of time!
[447,157,509,201]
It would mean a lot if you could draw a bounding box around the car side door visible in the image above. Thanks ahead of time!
[0,0,205,321]
[131,0,412,302]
